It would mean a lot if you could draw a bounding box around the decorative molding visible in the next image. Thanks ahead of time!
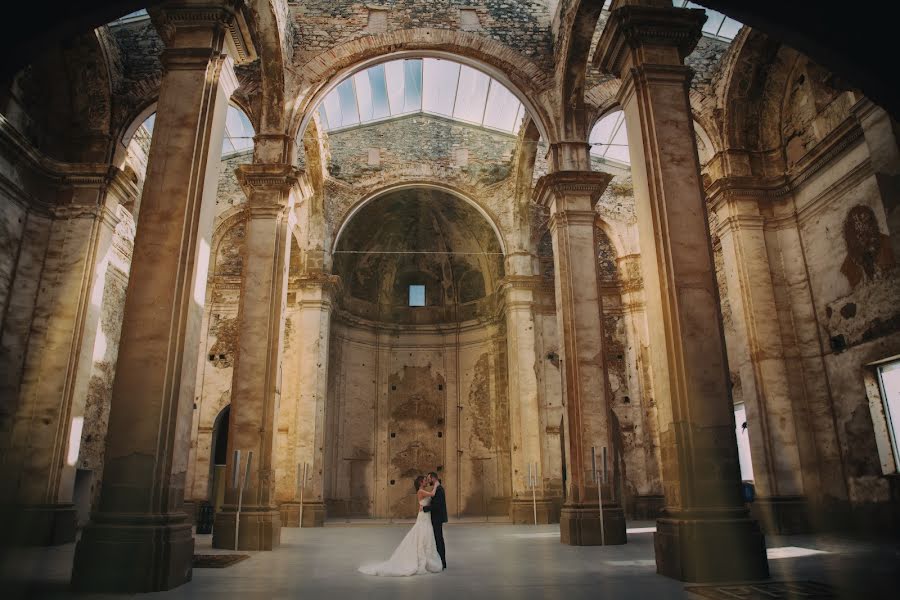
[593,5,705,76]
[532,171,613,208]
[152,2,257,64]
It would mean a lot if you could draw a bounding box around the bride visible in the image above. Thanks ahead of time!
[358,475,443,576]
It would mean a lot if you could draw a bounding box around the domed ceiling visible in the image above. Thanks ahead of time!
[333,188,504,315]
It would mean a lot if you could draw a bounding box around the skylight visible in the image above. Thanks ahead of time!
[590,110,630,166]
[110,9,150,25]
[676,2,742,41]
[318,58,525,135]
[140,105,253,157]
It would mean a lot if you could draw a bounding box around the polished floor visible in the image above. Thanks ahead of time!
[3,521,899,599]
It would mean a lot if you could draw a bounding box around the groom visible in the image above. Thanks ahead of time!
[423,471,447,569]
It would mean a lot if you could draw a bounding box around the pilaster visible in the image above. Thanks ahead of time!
[708,178,812,535]
[533,171,627,545]
[212,164,301,550]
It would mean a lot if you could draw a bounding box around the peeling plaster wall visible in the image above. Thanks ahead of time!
[323,319,510,519]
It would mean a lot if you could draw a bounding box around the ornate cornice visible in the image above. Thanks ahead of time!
[236,163,303,202]
[152,1,256,64]
[532,171,613,209]
[594,5,705,77]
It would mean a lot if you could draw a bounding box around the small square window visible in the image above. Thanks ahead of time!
[409,285,425,307]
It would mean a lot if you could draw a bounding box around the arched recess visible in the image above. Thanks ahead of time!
[333,182,508,258]
[208,404,231,510]
[290,39,554,144]
[718,27,785,154]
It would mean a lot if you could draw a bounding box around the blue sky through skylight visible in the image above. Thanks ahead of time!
[318,58,525,134]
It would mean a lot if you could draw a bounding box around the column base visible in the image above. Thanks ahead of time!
[212,507,281,550]
[628,495,665,520]
[559,503,626,545]
[71,513,194,592]
[280,501,302,527]
[2,504,77,546]
[750,495,812,535]
[300,501,327,527]
[510,497,560,524]
[655,512,769,582]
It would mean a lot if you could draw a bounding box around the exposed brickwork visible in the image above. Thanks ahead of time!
[326,114,516,185]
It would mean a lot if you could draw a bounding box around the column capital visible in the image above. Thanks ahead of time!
[705,175,792,214]
[152,0,256,64]
[236,163,303,201]
[533,171,613,210]
[593,4,705,76]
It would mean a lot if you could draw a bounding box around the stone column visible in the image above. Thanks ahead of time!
[0,166,135,546]
[71,1,252,591]
[211,164,299,549]
[533,171,627,545]
[595,2,768,581]
[708,181,811,534]
[283,273,338,526]
[502,266,557,524]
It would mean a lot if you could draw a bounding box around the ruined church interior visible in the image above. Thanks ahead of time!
[1,1,898,598]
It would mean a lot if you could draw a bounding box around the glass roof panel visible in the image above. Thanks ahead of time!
[483,81,521,132]
[680,1,742,41]
[717,17,742,40]
[336,79,359,128]
[353,71,374,122]
[422,58,460,116]
[384,61,406,115]
[367,64,391,120]
[318,58,523,134]
[453,66,490,124]
[403,59,423,113]
[322,92,343,130]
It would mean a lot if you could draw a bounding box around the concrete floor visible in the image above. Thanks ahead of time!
[2,522,899,599]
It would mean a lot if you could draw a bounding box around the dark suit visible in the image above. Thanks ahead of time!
[423,483,448,568]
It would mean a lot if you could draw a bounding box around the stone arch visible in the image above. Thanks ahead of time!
[288,30,555,143]
[211,207,249,278]
[244,0,290,136]
[332,181,508,258]
[718,27,784,153]
[553,0,606,141]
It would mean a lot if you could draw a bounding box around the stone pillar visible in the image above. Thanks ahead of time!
[503,267,557,524]
[533,171,627,545]
[211,165,299,549]
[71,2,252,592]
[708,181,811,534]
[595,2,768,581]
[0,166,135,546]
[284,273,338,527]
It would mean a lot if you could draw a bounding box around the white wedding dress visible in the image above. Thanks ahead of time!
[358,496,443,576]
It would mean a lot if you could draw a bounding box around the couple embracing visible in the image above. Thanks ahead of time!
[359,471,448,577]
